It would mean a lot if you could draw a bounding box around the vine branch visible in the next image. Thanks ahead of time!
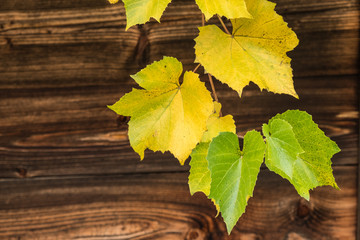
[217,15,231,35]
[199,13,222,116]
[208,74,222,116]
[193,63,201,73]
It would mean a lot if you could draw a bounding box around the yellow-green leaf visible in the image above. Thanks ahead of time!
[189,102,236,195]
[195,0,251,20]
[109,57,213,164]
[122,0,172,30]
[189,142,211,195]
[195,0,299,98]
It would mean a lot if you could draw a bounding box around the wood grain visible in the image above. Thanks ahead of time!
[0,0,358,88]
[0,166,356,240]
[0,74,357,178]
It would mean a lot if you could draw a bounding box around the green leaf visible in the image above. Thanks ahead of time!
[263,110,341,200]
[108,57,213,164]
[195,0,252,20]
[122,0,172,30]
[194,0,299,98]
[189,102,236,196]
[262,119,304,180]
[208,131,265,233]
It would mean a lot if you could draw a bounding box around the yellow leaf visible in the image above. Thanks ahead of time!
[195,0,252,20]
[109,57,213,164]
[201,102,236,142]
[195,0,299,98]
[122,0,172,30]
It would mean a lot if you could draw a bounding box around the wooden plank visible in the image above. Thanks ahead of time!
[0,1,358,87]
[0,0,358,238]
[0,0,356,11]
[0,75,357,178]
[0,0,110,10]
[0,166,356,239]
[0,5,140,87]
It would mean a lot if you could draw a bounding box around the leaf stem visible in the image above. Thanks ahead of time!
[200,14,222,116]
[217,15,231,35]
[208,74,222,117]
[193,63,201,73]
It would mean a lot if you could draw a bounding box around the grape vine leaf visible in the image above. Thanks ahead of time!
[189,102,236,195]
[207,131,265,233]
[122,0,172,30]
[108,56,213,164]
[262,119,304,181]
[263,110,340,200]
[194,0,299,98]
[195,0,252,21]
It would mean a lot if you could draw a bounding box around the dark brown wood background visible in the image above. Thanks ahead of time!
[0,0,359,239]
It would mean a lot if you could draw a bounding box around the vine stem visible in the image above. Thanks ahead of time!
[208,73,222,117]
[193,63,201,73]
[217,15,231,35]
[200,13,222,116]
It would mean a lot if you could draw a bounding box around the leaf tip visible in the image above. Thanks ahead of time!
[175,152,189,166]
[292,91,299,99]
[333,181,340,190]
[125,23,133,31]
[178,159,186,166]
[133,146,145,161]
[107,103,120,114]
[226,222,236,235]
[107,104,114,111]
[236,89,244,98]
[302,193,310,201]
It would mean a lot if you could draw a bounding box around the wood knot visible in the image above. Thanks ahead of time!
[297,198,311,219]
[5,37,13,48]
[186,229,205,240]
[15,168,27,178]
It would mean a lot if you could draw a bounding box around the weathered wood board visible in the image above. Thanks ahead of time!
[0,0,359,239]
[0,167,356,240]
